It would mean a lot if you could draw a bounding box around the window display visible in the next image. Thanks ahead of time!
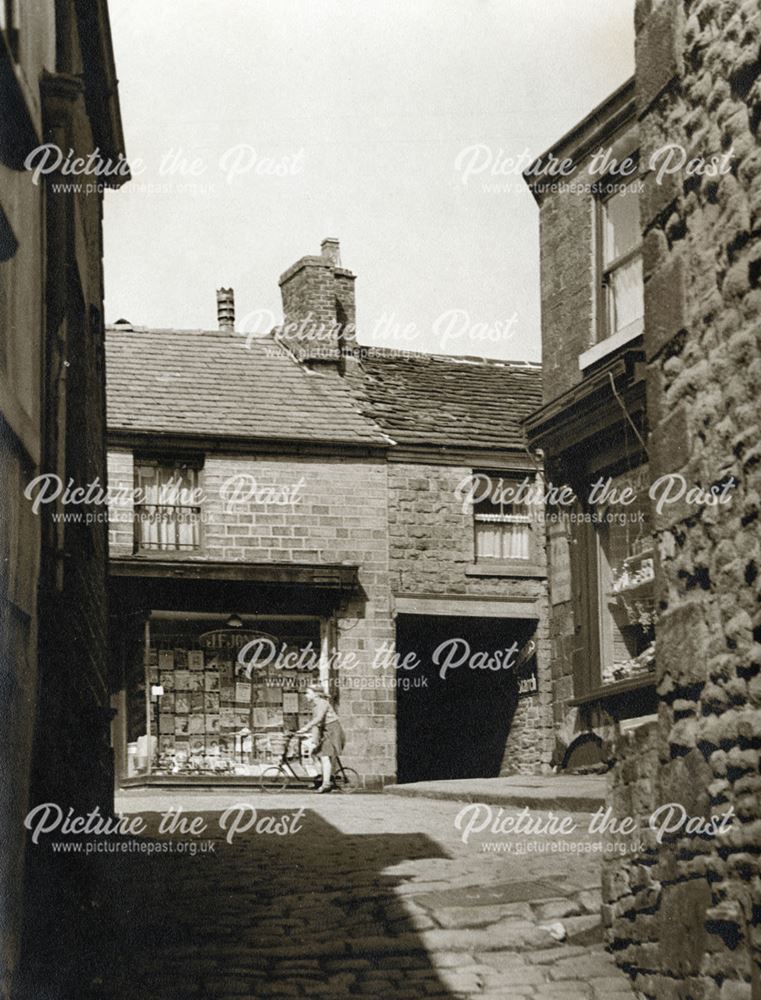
[596,465,654,685]
[127,616,322,778]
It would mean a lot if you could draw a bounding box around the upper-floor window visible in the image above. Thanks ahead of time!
[134,459,202,553]
[473,472,532,561]
[599,178,643,342]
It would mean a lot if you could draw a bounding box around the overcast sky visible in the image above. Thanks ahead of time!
[104,0,634,362]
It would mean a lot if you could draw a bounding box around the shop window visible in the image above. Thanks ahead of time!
[126,616,322,778]
[594,464,654,686]
[134,459,202,553]
[473,471,532,561]
[599,177,643,343]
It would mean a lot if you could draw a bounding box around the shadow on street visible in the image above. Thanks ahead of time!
[19,806,458,999]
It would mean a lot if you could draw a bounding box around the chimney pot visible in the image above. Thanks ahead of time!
[320,238,341,267]
[216,287,235,332]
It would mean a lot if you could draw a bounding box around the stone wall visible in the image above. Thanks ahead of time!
[277,240,357,360]
[529,95,641,750]
[536,183,596,403]
[532,97,637,405]
[602,723,661,985]
[0,20,48,984]
[387,461,554,774]
[602,0,761,996]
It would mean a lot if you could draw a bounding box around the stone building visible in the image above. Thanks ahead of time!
[524,78,656,769]
[106,240,552,788]
[0,2,127,995]
[603,1,761,996]
[525,1,761,996]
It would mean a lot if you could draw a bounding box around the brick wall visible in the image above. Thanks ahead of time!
[108,451,396,785]
[601,1,761,996]
[387,462,553,774]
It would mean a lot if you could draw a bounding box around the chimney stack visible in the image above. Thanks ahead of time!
[277,239,357,368]
[216,287,235,332]
[320,237,342,267]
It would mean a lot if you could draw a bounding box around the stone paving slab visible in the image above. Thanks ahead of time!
[27,790,641,998]
[383,776,606,813]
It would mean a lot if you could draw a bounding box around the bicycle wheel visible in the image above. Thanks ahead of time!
[259,765,289,792]
[333,767,361,793]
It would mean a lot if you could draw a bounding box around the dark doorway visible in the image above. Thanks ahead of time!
[396,614,535,783]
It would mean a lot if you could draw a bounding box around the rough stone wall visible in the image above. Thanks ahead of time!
[602,1,761,996]
[602,723,662,986]
[108,451,396,785]
[387,462,554,774]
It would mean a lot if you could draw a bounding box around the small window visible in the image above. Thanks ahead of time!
[473,472,532,561]
[600,179,643,341]
[134,460,201,553]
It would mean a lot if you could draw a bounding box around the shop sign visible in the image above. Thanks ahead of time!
[198,629,277,656]
[515,639,538,698]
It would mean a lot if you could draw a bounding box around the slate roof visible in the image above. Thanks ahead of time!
[105,327,541,453]
[351,348,542,451]
[105,327,389,446]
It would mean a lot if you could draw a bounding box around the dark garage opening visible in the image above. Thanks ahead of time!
[396,614,536,783]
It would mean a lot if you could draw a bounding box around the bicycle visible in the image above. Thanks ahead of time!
[259,732,361,793]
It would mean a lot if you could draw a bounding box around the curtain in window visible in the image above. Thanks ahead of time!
[608,256,643,335]
[602,185,640,264]
[475,520,530,560]
[503,521,530,560]
[475,522,502,559]
[135,465,200,551]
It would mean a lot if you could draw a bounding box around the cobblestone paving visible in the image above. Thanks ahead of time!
[80,792,641,999]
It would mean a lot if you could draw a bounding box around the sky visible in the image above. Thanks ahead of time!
[104,0,635,362]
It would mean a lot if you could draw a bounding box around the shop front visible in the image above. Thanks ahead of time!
[109,559,356,785]
[525,348,657,768]
[127,614,325,779]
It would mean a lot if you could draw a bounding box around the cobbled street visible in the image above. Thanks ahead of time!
[32,791,643,1000]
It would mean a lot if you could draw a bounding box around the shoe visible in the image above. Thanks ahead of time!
[316,784,332,793]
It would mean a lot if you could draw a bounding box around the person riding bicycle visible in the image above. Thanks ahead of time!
[296,682,345,793]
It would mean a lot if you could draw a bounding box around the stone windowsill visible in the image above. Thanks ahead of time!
[569,673,656,706]
[465,562,546,579]
[578,320,644,370]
